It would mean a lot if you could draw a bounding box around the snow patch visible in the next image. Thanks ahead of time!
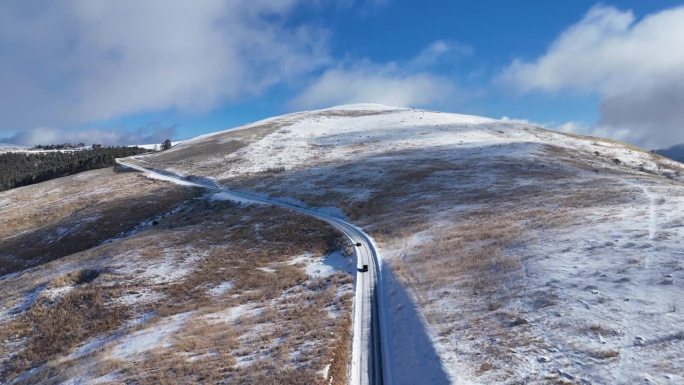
[115,288,164,306]
[203,303,262,324]
[210,191,255,205]
[110,312,191,359]
[207,281,234,297]
[113,248,204,285]
[289,251,352,278]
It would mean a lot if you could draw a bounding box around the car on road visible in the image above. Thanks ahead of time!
[357,264,368,272]
[355,242,362,247]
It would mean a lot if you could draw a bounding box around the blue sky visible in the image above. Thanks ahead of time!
[1,1,683,148]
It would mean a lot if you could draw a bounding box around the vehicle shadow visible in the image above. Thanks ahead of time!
[382,263,452,385]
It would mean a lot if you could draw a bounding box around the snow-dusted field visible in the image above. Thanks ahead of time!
[134,104,684,384]
[377,171,684,384]
[3,104,683,384]
[140,104,680,182]
[0,168,354,384]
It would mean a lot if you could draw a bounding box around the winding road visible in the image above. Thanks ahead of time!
[115,159,389,385]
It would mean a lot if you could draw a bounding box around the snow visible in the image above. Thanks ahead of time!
[321,103,404,111]
[141,104,678,187]
[135,140,184,150]
[114,288,164,306]
[112,247,204,285]
[42,285,74,300]
[203,303,261,325]
[123,104,683,384]
[382,267,452,385]
[319,363,330,379]
[87,372,121,384]
[215,108,499,177]
[47,214,101,243]
[379,175,684,384]
[207,281,234,297]
[110,312,192,359]
[210,191,255,205]
[0,284,45,322]
[138,253,201,285]
[147,171,202,187]
[0,146,86,154]
[289,251,353,278]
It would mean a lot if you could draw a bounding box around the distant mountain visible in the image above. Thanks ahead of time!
[656,144,684,163]
[0,143,26,153]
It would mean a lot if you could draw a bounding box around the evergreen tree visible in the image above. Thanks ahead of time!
[0,146,150,192]
[161,139,172,151]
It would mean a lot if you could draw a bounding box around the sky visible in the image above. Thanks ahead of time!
[0,0,683,149]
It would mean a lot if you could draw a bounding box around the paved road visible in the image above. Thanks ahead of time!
[115,159,388,385]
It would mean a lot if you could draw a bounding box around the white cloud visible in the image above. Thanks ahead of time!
[0,0,328,136]
[409,40,473,69]
[1,124,176,146]
[290,42,462,109]
[500,5,684,148]
[500,116,535,125]
[553,121,587,134]
[291,64,453,109]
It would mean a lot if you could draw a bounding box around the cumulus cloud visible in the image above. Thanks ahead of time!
[547,120,635,143]
[1,124,176,146]
[291,64,453,109]
[290,41,462,109]
[0,0,328,138]
[409,40,473,69]
[500,5,684,148]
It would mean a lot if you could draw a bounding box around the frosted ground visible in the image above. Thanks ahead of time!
[3,104,681,384]
[0,171,355,384]
[135,104,684,384]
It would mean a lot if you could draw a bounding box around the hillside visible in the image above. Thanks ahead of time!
[0,146,150,192]
[130,104,684,384]
[0,170,354,383]
[2,104,683,384]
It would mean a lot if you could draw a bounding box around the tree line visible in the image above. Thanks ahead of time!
[0,146,150,192]
[33,143,86,150]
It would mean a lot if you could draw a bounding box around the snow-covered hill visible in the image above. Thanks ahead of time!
[138,104,681,186]
[0,157,354,382]
[132,104,684,384]
[3,104,683,384]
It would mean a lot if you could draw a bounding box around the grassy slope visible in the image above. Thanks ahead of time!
[0,168,354,385]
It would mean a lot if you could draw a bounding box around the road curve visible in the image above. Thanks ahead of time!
[115,159,390,385]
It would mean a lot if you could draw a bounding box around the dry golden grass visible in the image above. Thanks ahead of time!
[0,167,197,275]
[49,268,101,288]
[588,350,621,360]
[2,286,127,381]
[135,113,301,174]
[326,311,352,385]
[1,192,354,384]
[116,319,238,385]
